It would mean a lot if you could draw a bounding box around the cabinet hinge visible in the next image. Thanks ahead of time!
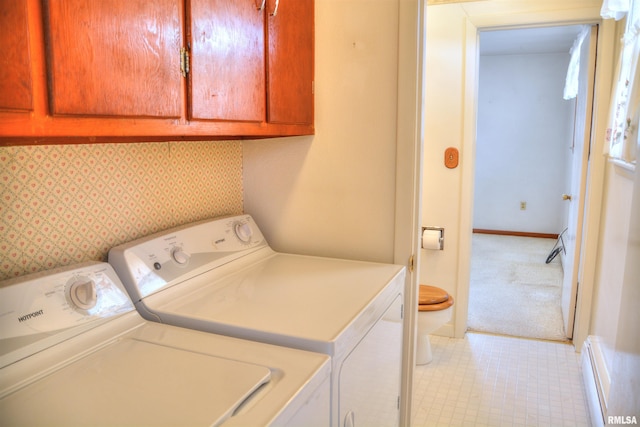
[180,47,190,78]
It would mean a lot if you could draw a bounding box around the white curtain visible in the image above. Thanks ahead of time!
[604,0,640,164]
[601,0,631,20]
[564,26,590,100]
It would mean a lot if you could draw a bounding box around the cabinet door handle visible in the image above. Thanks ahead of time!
[255,0,265,11]
[270,0,280,16]
[180,47,190,78]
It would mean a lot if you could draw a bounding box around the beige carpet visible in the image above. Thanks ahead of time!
[467,233,568,341]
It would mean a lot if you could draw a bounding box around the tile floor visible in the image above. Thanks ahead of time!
[412,332,591,427]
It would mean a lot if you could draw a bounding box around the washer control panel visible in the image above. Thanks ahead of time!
[108,214,268,301]
[0,262,133,341]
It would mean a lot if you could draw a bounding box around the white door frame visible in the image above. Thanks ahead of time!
[395,0,426,425]
[456,10,615,351]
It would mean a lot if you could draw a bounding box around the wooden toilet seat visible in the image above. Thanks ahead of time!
[418,285,454,312]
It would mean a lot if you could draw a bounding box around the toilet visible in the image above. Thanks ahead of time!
[416,285,454,365]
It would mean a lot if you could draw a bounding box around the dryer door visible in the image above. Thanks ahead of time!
[339,294,403,427]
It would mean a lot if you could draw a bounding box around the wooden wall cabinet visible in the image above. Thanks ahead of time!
[0,0,314,144]
[0,1,33,113]
[266,0,314,126]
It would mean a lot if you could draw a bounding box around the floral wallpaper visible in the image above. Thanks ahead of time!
[0,141,243,280]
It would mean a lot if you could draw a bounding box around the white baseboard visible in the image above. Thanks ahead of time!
[582,336,609,427]
[433,322,455,338]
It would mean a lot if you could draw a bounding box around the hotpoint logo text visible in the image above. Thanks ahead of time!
[18,309,44,323]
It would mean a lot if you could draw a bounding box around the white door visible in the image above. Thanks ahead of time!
[561,25,598,339]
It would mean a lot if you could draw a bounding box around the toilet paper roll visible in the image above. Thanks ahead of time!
[422,229,442,250]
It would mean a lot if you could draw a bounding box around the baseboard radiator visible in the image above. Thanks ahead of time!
[581,336,609,427]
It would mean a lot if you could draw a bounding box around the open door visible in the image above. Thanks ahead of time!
[561,25,598,339]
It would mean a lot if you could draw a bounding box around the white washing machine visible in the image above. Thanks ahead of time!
[0,262,330,427]
[109,214,406,427]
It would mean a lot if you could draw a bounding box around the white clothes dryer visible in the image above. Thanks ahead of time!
[0,262,330,427]
[109,214,406,427]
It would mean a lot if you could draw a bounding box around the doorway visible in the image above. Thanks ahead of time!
[467,25,596,341]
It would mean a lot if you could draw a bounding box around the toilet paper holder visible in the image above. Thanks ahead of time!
[422,227,444,250]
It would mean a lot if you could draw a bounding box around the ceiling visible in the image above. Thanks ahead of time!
[480,25,587,56]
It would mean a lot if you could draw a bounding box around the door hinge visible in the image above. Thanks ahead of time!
[180,47,190,78]
[408,254,414,273]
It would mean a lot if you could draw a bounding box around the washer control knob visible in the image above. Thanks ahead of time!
[67,278,98,311]
[234,222,253,243]
[171,247,190,265]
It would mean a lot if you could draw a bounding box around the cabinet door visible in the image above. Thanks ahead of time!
[190,0,265,122]
[0,0,33,112]
[44,0,182,118]
[266,0,314,125]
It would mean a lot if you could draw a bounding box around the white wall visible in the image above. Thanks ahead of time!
[605,160,640,420]
[474,52,574,234]
[588,15,640,417]
[243,0,399,263]
[419,4,467,324]
[591,164,633,382]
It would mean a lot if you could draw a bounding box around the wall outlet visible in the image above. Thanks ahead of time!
[520,201,527,210]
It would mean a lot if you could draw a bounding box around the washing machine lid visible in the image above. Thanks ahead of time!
[0,262,268,426]
[141,252,405,355]
[0,336,272,426]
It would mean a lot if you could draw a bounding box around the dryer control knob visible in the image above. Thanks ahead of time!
[171,247,190,265]
[234,222,253,243]
[67,278,97,311]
